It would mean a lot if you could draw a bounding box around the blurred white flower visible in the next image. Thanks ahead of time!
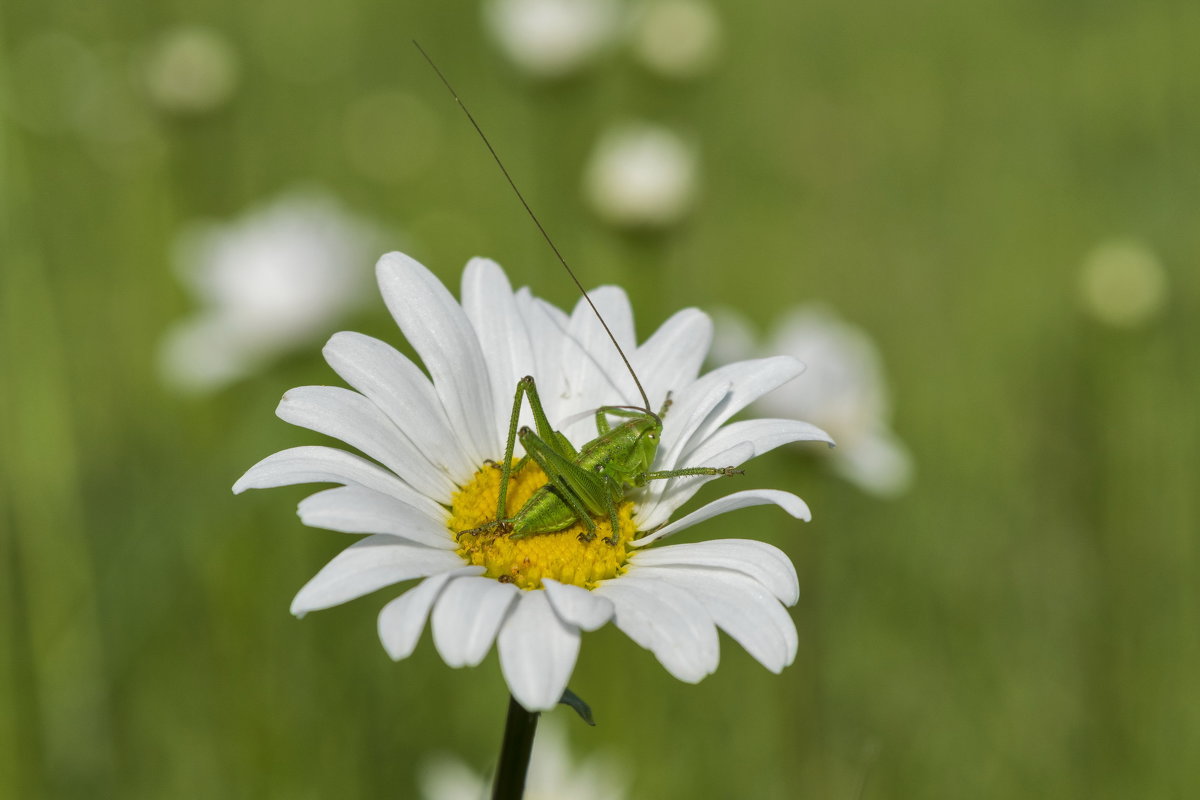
[629,0,722,80]
[484,0,620,78]
[142,26,240,114]
[583,122,697,228]
[713,306,914,497]
[420,719,628,800]
[1078,238,1167,327]
[160,191,379,393]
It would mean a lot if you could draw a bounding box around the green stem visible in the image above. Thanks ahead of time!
[491,695,540,800]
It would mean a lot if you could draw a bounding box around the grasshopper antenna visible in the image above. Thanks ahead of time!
[413,40,653,414]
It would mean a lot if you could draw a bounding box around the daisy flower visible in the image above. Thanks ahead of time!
[160,191,380,393]
[583,121,698,229]
[234,252,832,711]
[713,305,913,498]
[483,0,621,79]
[419,718,628,800]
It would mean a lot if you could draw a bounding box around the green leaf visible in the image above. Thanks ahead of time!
[558,687,596,726]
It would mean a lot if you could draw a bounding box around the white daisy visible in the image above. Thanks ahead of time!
[713,306,913,498]
[420,718,627,800]
[234,252,832,711]
[160,191,380,393]
[583,122,698,229]
[483,0,621,79]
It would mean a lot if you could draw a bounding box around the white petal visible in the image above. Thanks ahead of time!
[685,418,835,464]
[461,258,538,442]
[296,486,454,549]
[634,440,754,531]
[232,446,445,519]
[515,288,570,425]
[632,307,713,410]
[375,252,498,465]
[594,574,718,683]
[542,579,614,632]
[631,565,797,673]
[377,567,482,661]
[276,385,457,500]
[635,378,733,524]
[633,489,811,550]
[431,576,520,668]
[651,377,732,478]
[630,538,800,605]
[497,591,581,712]
[570,286,636,369]
[559,286,640,440]
[663,356,805,469]
[290,535,465,616]
[322,331,476,483]
[636,419,832,529]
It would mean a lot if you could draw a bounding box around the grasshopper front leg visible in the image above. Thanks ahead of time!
[460,376,573,540]
[494,376,577,523]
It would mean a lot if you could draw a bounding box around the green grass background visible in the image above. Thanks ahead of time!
[2,0,1198,797]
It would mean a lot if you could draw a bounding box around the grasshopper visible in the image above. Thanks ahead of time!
[417,43,742,545]
[480,378,741,544]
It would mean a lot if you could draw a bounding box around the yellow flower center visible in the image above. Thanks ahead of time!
[449,461,636,591]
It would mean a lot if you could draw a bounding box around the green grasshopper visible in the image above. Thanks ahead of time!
[482,377,741,544]
[418,44,742,545]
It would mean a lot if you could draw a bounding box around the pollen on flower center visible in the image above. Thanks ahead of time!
[448,461,636,591]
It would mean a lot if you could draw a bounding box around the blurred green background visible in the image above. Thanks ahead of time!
[2,0,1198,798]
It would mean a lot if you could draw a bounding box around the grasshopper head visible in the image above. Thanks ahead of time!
[631,410,664,473]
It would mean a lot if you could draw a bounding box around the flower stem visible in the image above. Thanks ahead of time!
[491,694,540,800]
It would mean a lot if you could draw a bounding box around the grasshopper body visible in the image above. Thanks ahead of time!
[510,412,656,537]
[477,376,739,544]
